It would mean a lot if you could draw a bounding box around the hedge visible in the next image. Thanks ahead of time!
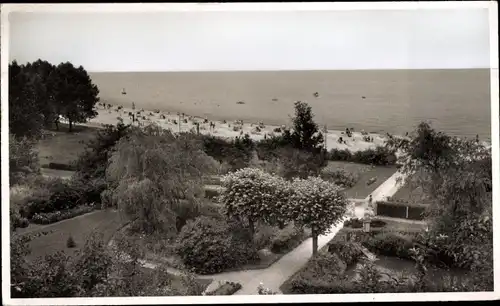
[44,162,77,171]
[328,146,397,166]
[31,205,95,225]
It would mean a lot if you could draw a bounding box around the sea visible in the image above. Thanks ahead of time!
[89,69,492,141]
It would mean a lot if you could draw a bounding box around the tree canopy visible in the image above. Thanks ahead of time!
[106,124,218,234]
[389,121,492,273]
[286,101,325,154]
[8,59,100,137]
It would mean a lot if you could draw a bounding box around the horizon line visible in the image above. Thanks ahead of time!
[86,67,491,73]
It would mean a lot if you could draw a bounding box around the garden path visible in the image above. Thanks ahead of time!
[137,170,407,295]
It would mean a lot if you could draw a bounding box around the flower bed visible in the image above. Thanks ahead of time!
[204,281,242,295]
[31,205,95,225]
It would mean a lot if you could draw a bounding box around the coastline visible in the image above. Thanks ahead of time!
[87,103,391,152]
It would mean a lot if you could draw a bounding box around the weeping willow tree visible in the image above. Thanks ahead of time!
[387,122,492,279]
[106,124,219,235]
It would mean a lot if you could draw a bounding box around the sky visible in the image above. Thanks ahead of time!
[7,8,491,72]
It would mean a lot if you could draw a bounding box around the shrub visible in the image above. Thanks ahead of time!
[255,135,291,161]
[75,122,130,180]
[362,232,416,260]
[175,216,257,274]
[327,241,365,266]
[277,148,327,180]
[23,177,106,218]
[370,219,387,228]
[257,283,278,295]
[205,281,242,295]
[31,205,95,225]
[320,168,358,188]
[201,134,254,171]
[270,223,305,253]
[253,223,276,250]
[47,162,77,171]
[344,218,363,228]
[289,253,347,294]
[66,236,77,248]
[10,207,29,231]
[9,134,40,185]
[328,149,352,162]
[329,146,397,166]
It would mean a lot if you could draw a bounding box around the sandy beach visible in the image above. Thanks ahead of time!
[87,102,389,152]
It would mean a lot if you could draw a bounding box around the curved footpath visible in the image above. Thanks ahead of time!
[135,170,408,295]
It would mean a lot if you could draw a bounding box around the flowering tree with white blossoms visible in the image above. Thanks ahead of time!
[288,176,349,255]
[219,168,291,236]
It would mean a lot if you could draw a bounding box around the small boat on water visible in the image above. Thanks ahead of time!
[122,88,127,95]
[313,92,319,98]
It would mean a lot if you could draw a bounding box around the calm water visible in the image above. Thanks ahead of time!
[90,69,492,140]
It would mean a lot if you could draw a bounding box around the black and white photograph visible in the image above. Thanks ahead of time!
[1,2,499,304]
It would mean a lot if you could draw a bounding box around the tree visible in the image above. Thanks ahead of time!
[106,124,218,234]
[287,177,348,255]
[391,122,492,275]
[219,168,291,236]
[287,101,325,154]
[25,59,60,128]
[276,147,327,180]
[8,61,45,138]
[9,133,40,185]
[53,62,99,132]
[10,232,206,297]
[75,122,130,181]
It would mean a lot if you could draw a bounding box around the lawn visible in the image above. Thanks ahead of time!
[325,161,397,199]
[15,209,127,262]
[37,123,101,167]
[391,175,425,202]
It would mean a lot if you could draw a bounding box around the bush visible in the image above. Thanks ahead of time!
[23,177,106,218]
[10,207,29,230]
[328,149,352,162]
[201,134,254,171]
[276,148,327,180]
[270,223,306,253]
[320,168,358,188]
[370,219,387,228]
[253,223,276,250]
[66,236,76,248]
[75,122,130,180]
[175,216,257,274]
[255,135,291,161]
[47,162,77,171]
[329,146,397,166]
[205,281,242,295]
[289,253,347,294]
[344,218,363,229]
[327,241,365,266]
[9,134,40,185]
[362,232,416,260]
[31,205,95,225]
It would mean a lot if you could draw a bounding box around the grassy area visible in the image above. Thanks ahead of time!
[16,209,127,262]
[37,123,100,167]
[391,176,425,202]
[326,161,397,199]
